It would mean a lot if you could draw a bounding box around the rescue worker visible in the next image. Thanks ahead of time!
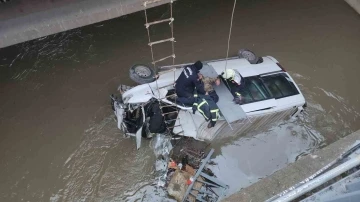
[146,101,167,135]
[175,61,203,106]
[221,69,245,104]
[197,75,221,103]
[192,92,220,128]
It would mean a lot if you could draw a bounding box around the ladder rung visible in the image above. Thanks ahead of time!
[143,0,172,7]
[159,83,175,89]
[165,94,177,98]
[160,104,177,108]
[158,68,176,75]
[167,124,181,129]
[174,131,184,135]
[165,118,180,122]
[152,54,175,65]
[145,18,174,28]
[162,111,178,115]
[160,63,192,69]
[148,37,175,46]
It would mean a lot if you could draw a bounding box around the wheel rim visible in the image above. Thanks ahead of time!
[134,65,151,77]
[241,51,256,61]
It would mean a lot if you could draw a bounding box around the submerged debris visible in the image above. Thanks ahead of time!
[152,134,173,187]
[171,137,209,169]
[151,135,227,201]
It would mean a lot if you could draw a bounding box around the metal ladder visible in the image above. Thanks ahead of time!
[182,149,228,202]
[143,0,184,136]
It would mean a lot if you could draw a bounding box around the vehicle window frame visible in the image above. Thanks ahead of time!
[260,73,300,99]
[239,76,273,105]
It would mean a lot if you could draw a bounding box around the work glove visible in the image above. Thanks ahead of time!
[233,96,242,105]
[192,104,196,114]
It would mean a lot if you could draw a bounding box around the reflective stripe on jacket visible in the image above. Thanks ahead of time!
[192,94,219,126]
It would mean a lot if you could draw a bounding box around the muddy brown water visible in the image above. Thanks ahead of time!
[0,0,359,201]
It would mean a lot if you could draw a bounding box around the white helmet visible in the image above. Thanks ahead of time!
[223,69,241,84]
[222,69,235,79]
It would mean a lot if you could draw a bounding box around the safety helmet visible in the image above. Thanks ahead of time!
[222,69,241,84]
[222,69,235,80]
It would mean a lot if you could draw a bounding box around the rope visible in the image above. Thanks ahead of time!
[224,0,237,73]
[222,0,253,127]
[170,1,175,66]
[143,1,185,136]
[144,8,156,71]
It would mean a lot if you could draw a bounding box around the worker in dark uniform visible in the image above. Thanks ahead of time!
[175,61,203,106]
[146,101,167,136]
[221,69,245,105]
[192,93,220,128]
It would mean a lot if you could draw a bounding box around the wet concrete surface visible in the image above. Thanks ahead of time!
[224,130,360,202]
[0,0,359,201]
[0,0,174,49]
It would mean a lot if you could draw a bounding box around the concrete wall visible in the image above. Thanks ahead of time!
[346,0,360,14]
[224,130,360,202]
[0,0,173,49]
[1,0,357,49]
